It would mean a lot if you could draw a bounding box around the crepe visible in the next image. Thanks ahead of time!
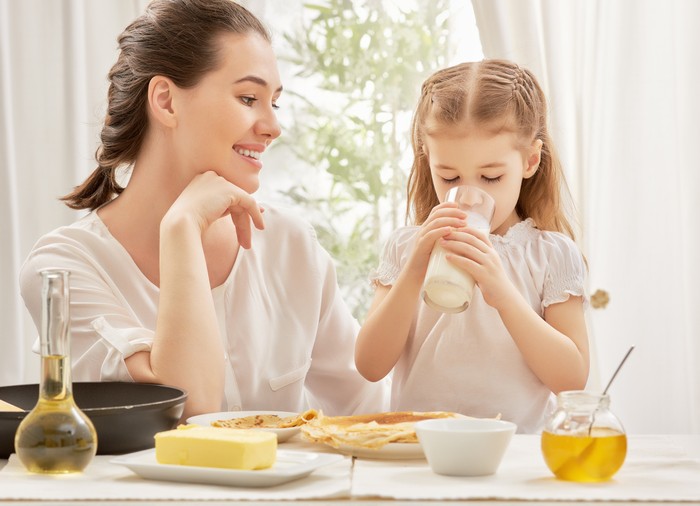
[211,409,318,429]
[300,410,466,449]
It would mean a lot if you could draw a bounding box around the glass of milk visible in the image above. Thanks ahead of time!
[422,185,495,313]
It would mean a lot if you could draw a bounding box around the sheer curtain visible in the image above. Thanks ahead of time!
[1,0,152,385]
[1,1,271,385]
[471,0,700,433]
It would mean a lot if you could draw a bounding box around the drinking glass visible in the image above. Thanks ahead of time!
[422,185,495,313]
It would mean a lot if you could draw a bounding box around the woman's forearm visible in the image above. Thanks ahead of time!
[151,214,225,417]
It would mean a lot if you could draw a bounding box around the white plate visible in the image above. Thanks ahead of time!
[186,411,300,443]
[335,442,425,460]
[111,449,344,488]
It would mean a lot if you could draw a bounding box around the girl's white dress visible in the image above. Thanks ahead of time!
[372,219,587,433]
[20,206,388,416]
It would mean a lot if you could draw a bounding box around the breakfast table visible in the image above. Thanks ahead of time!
[1,434,699,505]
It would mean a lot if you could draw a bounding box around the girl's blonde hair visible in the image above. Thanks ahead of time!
[407,59,576,240]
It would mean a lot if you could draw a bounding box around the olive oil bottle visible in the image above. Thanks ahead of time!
[15,270,97,473]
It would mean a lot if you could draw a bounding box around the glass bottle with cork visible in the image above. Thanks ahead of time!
[15,269,97,473]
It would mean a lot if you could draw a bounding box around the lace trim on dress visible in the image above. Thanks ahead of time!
[490,218,538,247]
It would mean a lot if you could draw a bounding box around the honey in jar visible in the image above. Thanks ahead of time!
[541,391,627,482]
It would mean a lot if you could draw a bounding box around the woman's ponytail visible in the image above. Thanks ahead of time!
[60,161,123,210]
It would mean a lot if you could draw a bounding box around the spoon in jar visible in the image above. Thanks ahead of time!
[588,345,635,435]
[601,345,635,396]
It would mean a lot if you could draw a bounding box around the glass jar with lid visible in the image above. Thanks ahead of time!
[541,390,627,482]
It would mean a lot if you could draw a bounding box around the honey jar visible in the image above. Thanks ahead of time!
[541,390,627,482]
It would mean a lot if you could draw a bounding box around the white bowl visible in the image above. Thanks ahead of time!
[415,418,516,476]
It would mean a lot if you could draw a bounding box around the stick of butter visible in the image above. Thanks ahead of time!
[0,399,24,412]
[155,425,277,470]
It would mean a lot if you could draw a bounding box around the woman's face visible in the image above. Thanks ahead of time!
[424,128,540,235]
[172,32,282,194]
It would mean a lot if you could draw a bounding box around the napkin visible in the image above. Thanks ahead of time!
[352,435,700,501]
[0,451,351,501]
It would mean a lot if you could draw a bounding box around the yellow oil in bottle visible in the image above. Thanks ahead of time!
[541,427,627,482]
[15,355,97,474]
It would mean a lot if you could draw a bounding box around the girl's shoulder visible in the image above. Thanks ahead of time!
[493,218,579,251]
[387,224,420,241]
[382,225,420,253]
[493,218,585,271]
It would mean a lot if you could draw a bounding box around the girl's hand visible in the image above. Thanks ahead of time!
[440,225,518,310]
[163,171,264,248]
[403,202,468,280]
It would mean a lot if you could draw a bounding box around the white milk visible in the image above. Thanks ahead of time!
[422,212,491,313]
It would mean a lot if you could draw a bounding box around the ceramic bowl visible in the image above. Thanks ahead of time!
[415,418,517,476]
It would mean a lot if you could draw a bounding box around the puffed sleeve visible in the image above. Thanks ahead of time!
[19,224,154,382]
[369,226,417,287]
[540,232,588,310]
[300,225,390,415]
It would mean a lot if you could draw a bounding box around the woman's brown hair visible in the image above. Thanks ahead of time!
[62,0,270,210]
[407,59,576,240]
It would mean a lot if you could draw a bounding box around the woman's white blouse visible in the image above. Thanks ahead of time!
[371,219,587,433]
[20,206,388,416]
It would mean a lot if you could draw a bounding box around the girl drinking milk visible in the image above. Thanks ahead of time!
[355,60,589,433]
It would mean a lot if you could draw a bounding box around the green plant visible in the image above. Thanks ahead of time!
[277,0,451,320]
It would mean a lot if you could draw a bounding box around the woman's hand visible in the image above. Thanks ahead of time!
[163,171,264,248]
[439,224,519,310]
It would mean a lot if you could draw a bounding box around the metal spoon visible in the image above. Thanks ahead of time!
[588,345,635,435]
[601,345,635,396]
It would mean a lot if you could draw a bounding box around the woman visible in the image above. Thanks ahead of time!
[20,0,387,419]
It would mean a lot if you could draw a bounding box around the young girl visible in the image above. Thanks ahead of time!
[355,60,589,433]
[19,0,387,419]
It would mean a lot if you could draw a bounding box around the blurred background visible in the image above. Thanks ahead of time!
[1,0,698,434]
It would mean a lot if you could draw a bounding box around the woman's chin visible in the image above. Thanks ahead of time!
[224,173,260,195]
[239,179,260,194]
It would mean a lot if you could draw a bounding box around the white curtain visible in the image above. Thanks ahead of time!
[471,0,700,434]
[6,0,697,434]
[0,0,169,385]
[0,0,272,385]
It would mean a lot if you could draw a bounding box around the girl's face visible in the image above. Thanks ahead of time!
[171,32,282,194]
[424,128,541,235]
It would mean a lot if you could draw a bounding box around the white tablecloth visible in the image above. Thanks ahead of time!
[352,435,700,501]
[1,435,699,502]
[0,451,351,501]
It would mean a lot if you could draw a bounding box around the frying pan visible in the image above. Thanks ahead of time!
[0,382,187,458]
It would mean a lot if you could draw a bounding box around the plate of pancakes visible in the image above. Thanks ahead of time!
[300,410,466,459]
[187,409,318,443]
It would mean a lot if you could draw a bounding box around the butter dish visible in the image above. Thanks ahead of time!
[111,449,344,488]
